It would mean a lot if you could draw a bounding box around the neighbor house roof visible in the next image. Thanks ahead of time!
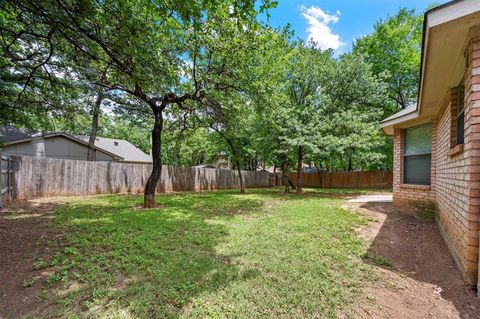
[381,0,480,135]
[74,135,151,163]
[0,126,151,163]
[0,126,40,142]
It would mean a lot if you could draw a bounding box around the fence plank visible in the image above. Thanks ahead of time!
[10,155,272,199]
[288,171,392,189]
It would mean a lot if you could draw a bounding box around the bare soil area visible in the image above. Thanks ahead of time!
[346,201,480,319]
[0,199,63,318]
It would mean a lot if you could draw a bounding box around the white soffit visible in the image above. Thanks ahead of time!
[428,0,480,28]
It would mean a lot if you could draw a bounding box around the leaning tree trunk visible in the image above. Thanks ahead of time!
[87,91,104,161]
[221,133,245,194]
[236,161,245,194]
[144,108,163,208]
[296,145,303,194]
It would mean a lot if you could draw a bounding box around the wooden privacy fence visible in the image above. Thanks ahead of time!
[288,171,392,189]
[0,154,13,207]
[11,155,272,199]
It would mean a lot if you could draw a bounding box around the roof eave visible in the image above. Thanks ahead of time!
[380,110,420,136]
[417,0,480,116]
[380,0,480,136]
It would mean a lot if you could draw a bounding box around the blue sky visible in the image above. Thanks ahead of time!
[260,0,448,53]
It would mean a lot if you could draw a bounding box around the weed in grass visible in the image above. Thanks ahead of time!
[47,269,68,285]
[361,253,393,267]
[372,256,393,267]
[417,210,435,221]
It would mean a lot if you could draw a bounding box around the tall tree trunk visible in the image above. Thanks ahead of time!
[283,162,289,193]
[215,131,245,194]
[144,108,163,208]
[348,157,353,171]
[314,162,323,188]
[273,164,277,186]
[87,91,104,161]
[296,145,303,194]
[88,69,108,161]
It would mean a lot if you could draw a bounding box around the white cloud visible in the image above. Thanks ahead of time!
[300,5,344,50]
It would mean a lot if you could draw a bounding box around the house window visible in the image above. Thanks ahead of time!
[456,86,465,145]
[404,124,432,185]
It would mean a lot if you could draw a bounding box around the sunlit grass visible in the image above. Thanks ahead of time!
[44,188,376,318]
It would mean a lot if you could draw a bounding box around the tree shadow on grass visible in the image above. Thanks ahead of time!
[47,193,263,318]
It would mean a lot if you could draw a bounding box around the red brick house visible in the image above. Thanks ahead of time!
[381,0,480,288]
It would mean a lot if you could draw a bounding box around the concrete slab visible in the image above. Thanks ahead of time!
[347,194,393,203]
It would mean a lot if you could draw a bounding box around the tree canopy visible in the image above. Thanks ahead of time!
[1,2,427,197]
[353,8,423,112]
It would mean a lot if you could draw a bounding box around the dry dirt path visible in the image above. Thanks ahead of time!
[1,199,63,318]
[345,196,480,319]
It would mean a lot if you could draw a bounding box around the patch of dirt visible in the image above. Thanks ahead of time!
[0,199,64,318]
[345,201,480,319]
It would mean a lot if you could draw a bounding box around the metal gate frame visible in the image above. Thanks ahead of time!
[0,153,13,208]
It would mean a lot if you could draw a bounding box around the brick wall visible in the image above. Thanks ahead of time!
[463,35,480,284]
[435,87,472,282]
[392,36,480,285]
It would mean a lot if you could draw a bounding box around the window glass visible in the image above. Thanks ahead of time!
[457,112,465,145]
[404,124,432,156]
[404,155,431,185]
[457,86,465,114]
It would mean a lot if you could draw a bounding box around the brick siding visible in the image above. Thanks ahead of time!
[464,35,480,283]
[436,87,472,281]
[392,36,480,285]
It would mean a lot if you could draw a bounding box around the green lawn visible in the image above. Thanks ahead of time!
[43,188,380,318]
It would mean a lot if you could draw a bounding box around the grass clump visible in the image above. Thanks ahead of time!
[361,253,393,267]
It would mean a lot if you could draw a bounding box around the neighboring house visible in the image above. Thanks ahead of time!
[380,0,480,288]
[212,152,230,169]
[302,163,317,173]
[0,126,152,164]
[193,164,217,169]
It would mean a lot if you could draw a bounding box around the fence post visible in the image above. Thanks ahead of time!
[7,155,12,201]
[0,152,2,209]
[0,153,13,208]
